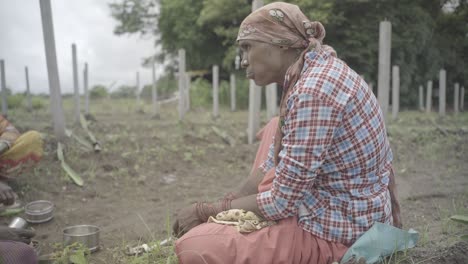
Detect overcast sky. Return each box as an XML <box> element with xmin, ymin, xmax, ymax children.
<box><xmin>0</xmin><ymin>0</ymin><xmax>159</xmax><ymax>94</ymax></box>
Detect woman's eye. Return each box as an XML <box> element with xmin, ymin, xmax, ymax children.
<box><xmin>240</xmin><ymin>44</ymin><xmax>250</xmax><ymax>52</ymax></box>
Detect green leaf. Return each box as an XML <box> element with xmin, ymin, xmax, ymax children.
<box><xmin>86</xmin><ymin>130</ymin><xmax>97</xmax><ymax>146</ymax></box>
<box><xmin>80</xmin><ymin>114</ymin><xmax>98</xmax><ymax>145</ymax></box>
<box><xmin>461</xmin><ymin>235</ymin><xmax>468</xmax><ymax>241</ymax></box>
<box><xmin>450</xmin><ymin>215</ymin><xmax>468</xmax><ymax>225</ymax></box>
<box><xmin>65</xmin><ymin>129</ymin><xmax>73</xmax><ymax>137</ymax></box>
<box><xmin>57</xmin><ymin>142</ymin><xmax>65</xmax><ymax>162</ymax></box>
<box><xmin>74</xmin><ymin>134</ymin><xmax>94</xmax><ymax>150</ymax></box>
<box><xmin>79</xmin><ymin>114</ymin><xmax>89</xmax><ymax>131</ymax></box>
<box><xmin>58</xmin><ymin>142</ymin><xmax>84</xmax><ymax>186</ymax></box>
<box><xmin>0</xmin><ymin>208</ymin><xmax>24</xmax><ymax>217</ymax></box>
<box><xmin>73</xmin><ymin>134</ymin><xmax>94</xmax><ymax>150</ymax></box>
<box><xmin>66</xmin><ymin>128</ymin><xmax>94</xmax><ymax>150</ymax></box>
<box><xmin>69</xmin><ymin>251</ymin><xmax>88</xmax><ymax>264</ymax></box>
<box><xmin>61</xmin><ymin>161</ymin><xmax>84</xmax><ymax>187</ymax></box>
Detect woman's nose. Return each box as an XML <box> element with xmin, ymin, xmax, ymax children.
<box><xmin>241</xmin><ymin>59</ymin><xmax>249</xmax><ymax>68</ymax></box>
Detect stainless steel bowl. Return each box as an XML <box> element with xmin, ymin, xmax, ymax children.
<box><xmin>8</xmin><ymin>217</ymin><xmax>28</xmax><ymax>229</ymax></box>
<box><xmin>24</xmin><ymin>200</ymin><xmax>54</xmax><ymax>224</ymax></box>
<box><xmin>63</xmin><ymin>225</ymin><xmax>100</xmax><ymax>253</ymax></box>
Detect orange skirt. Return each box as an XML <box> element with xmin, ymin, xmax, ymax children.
<box><xmin>175</xmin><ymin>118</ymin><xmax>348</xmax><ymax>264</ymax></box>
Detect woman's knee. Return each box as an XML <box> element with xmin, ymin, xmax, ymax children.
<box><xmin>176</xmin><ymin>237</ymin><xmax>210</xmax><ymax>264</ymax></box>
<box><xmin>21</xmin><ymin>131</ymin><xmax>43</xmax><ymax>144</ymax></box>
<box><xmin>175</xmin><ymin>234</ymin><xmax>229</xmax><ymax>264</ymax></box>
<box><xmin>18</xmin><ymin>243</ymin><xmax>37</xmax><ymax>264</ymax></box>
<box><xmin>0</xmin><ymin>241</ymin><xmax>37</xmax><ymax>264</ymax></box>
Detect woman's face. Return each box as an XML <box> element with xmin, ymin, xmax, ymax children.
<box><xmin>239</xmin><ymin>40</ymin><xmax>288</xmax><ymax>86</ymax></box>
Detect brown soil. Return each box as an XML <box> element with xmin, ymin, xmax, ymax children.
<box><xmin>2</xmin><ymin>100</ymin><xmax>467</xmax><ymax>263</ymax></box>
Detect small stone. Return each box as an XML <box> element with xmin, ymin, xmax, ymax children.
<box><xmin>161</xmin><ymin>174</ymin><xmax>177</xmax><ymax>185</ymax></box>
<box><xmin>137</xmin><ymin>175</ymin><xmax>147</xmax><ymax>185</ymax></box>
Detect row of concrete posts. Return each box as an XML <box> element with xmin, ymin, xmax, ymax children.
<box><xmin>420</xmin><ymin>77</ymin><xmax>465</xmax><ymax>115</ymax></box>
<box><xmin>2</xmin><ymin>0</ymin><xmax>162</xmax><ymax>142</ymax></box>
<box><xmin>11</xmin><ymin>0</ymin><xmax>464</xmax><ymax>141</ymax></box>
<box><xmin>378</xmin><ymin>21</ymin><xmax>465</xmax><ymax>123</ymax></box>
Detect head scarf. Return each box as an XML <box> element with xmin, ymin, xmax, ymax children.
<box><xmin>237</xmin><ymin>2</ymin><xmax>336</xmax><ymax>165</ymax></box>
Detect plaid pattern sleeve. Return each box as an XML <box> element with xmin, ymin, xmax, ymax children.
<box><xmin>0</xmin><ymin>115</ymin><xmax>20</xmax><ymax>148</ymax></box>
<box><xmin>259</xmin><ymin>142</ymin><xmax>275</xmax><ymax>173</ymax></box>
<box><xmin>257</xmin><ymin>93</ymin><xmax>342</xmax><ymax>219</ymax></box>
<box><xmin>256</xmin><ymin>50</ymin><xmax>393</xmax><ymax>245</ymax></box>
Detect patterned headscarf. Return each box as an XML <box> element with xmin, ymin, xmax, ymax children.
<box><xmin>237</xmin><ymin>2</ymin><xmax>336</xmax><ymax>165</ymax></box>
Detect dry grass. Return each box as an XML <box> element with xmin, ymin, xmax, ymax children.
<box><xmin>4</xmin><ymin>99</ymin><xmax>468</xmax><ymax>263</ymax></box>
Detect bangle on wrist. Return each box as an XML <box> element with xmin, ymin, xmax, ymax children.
<box><xmin>195</xmin><ymin>198</ymin><xmax>233</xmax><ymax>222</ymax></box>
<box><xmin>223</xmin><ymin>192</ymin><xmax>238</xmax><ymax>200</ymax></box>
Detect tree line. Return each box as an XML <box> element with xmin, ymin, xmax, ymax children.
<box><xmin>110</xmin><ymin>0</ymin><xmax>467</xmax><ymax>108</ymax></box>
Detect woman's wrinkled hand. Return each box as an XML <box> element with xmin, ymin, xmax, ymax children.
<box><xmin>0</xmin><ymin>226</ymin><xmax>35</xmax><ymax>244</ymax></box>
<box><xmin>392</xmin><ymin>200</ymin><xmax>403</xmax><ymax>229</ymax></box>
<box><xmin>0</xmin><ymin>181</ymin><xmax>15</xmax><ymax>206</ymax></box>
<box><xmin>172</xmin><ymin>204</ymin><xmax>204</xmax><ymax>238</ymax></box>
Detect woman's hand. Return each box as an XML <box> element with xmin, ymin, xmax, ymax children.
<box><xmin>0</xmin><ymin>142</ymin><xmax>9</xmax><ymax>156</ymax></box>
<box><xmin>0</xmin><ymin>181</ymin><xmax>15</xmax><ymax>206</ymax></box>
<box><xmin>391</xmin><ymin>199</ymin><xmax>402</xmax><ymax>228</ymax></box>
<box><xmin>172</xmin><ymin>204</ymin><xmax>203</xmax><ymax>238</ymax></box>
<box><xmin>0</xmin><ymin>226</ymin><xmax>35</xmax><ymax>243</ymax></box>
<box><xmin>388</xmin><ymin>168</ymin><xmax>403</xmax><ymax>228</ymax></box>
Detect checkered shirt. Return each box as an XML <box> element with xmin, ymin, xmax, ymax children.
<box><xmin>257</xmin><ymin>49</ymin><xmax>393</xmax><ymax>245</ymax></box>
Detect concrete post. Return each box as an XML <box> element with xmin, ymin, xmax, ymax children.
<box><xmin>252</xmin><ymin>0</ymin><xmax>264</xmax><ymax>10</ymax></box>
<box><xmin>461</xmin><ymin>86</ymin><xmax>465</xmax><ymax>112</ymax></box>
<box><xmin>369</xmin><ymin>83</ymin><xmax>373</xmax><ymax>94</ymax></box>
<box><xmin>419</xmin><ymin>85</ymin><xmax>424</xmax><ymax>111</ymax></box>
<box><xmin>454</xmin><ymin>83</ymin><xmax>459</xmax><ymax>115</ymax></box>
<box><xmin>266</xmin><ymin>83</ymin><xmax>278</xmax><ymax>120</ymax></box>
<box><xmin>248</xmin><ymin>80</ymin><xmax>262</xmax><ymax>144</ymax></box>
<box><xmin>0</xmin><ymin>60</ymin><xmax>7</xmax><ymax>116</ymax></box>
<box><xmin>426</xmin><ymin>81</ymin><xmax>432</xmax><ymax>113</ymax></box>
<box><xmin>151</xmin><ymin>61</ymin><xmax>159</xmax><ymax>117</ymax></box>
<box><xmin>72</xmin><ymin>44</ymin><xmax>80</xmax><ymax>123</ymax></box>
<box><xmin>25</xmin><ymin>66</ymin><xmax>32</xmax><ymax>112</ymax></box>
<box><xmin>83</xmin><ymin>63</ymin><xmax>89</xmax><ymax>114</ymax></box>
<box><xmin>212</xmin><ymin>65</ymin><xmax>219</xmax><ymax>118</ymax></box>
<box><xmin>391</xmin><ymin>65</ymin><xmax>399</xmax><ymax>120</ymax></box>
<box><xmin>439</xmin><ymin>69</ymin><xmax>446</xmax><ymax>116</ymax></box>
<box><xmin>178</xmin><ymin>49</ymin><xmax>186</xmax><ymax>120</ymax></box>
<box><xmin>248</xmin><ymin>0</ymin><xmax>264</xmax><ymax>144</ymax></box>
<box><xmin>135</xmin><ymin>71</ymin><xmax>140</xmax><ymax>106</ymax></box>
<box><xmin>39</xmin><ymin>0</ymin><xmax>66</xmax><ymax>140</ymax></box>
<box><xmin>185</xmin><ymin>73</ymin><xmax>190</xmax><ymax>112</ymax></box>
<box><xmin>377</xmin><ymin>21</ymin><xmax>391</xmax><ymax>122</ymax></box>
<box><xmin>230</xmin><ymin>73</ymin><xmax>236</xmax><ymax>112</ymax></box>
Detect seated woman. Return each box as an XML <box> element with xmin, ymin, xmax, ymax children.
<box><xmin>0</xmin><ymin>225</ymin><xmax>37</xmax><ymax>264</ymax></box>
<box><xmin>0</xmin><ymin>114</ymin><xmax>43</xmax><ymax>206</ymax></box>
<box><xmin>173</xmin><ymin>2</ymin><xmax>401</xmax><ymax>263</ymax></box>
<box><xmin>0</xmin><ymin>115</ymin><xmax>42</xmax><ymax>264</ymax></box>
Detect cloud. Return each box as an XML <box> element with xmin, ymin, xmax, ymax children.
<box><xmin>0</xmin><ymin>0</ymin><xmax>160</xmax><ymax>94</ymax></box>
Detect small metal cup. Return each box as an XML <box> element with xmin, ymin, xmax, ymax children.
<box><xmin>8</xmin><ymin>217</ymin><xmax>28</xmax><ymax>229</ymax></box>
